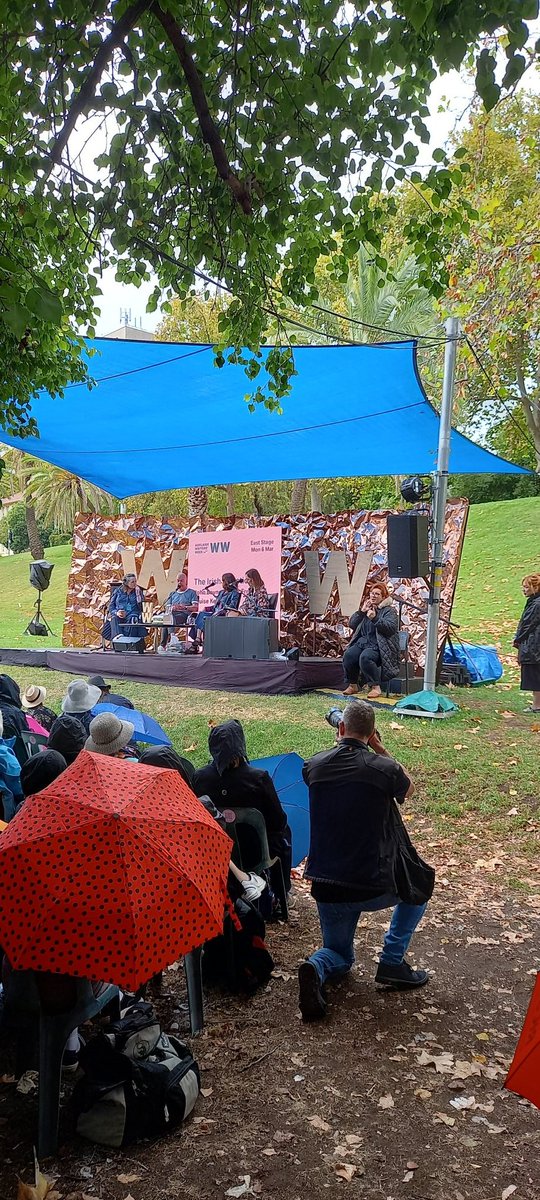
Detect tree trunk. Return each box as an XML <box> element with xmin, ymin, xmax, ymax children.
<box><xmin>225</xmin><ymin>484</ymin><xmax>235</xmax><ymax>516</ymax></box>
<box><xmin>310</xmin><ymin>482</ymin><xmax>322</xmax><ymax>512</ymax></box>
<box><xmin>290</xmin><ymin>479</ymin><xmax>308</xmax><ymax>515</ymax></box>
<box><xmin>25</xmin><ymin>504</ymin><xmax>44</xmax><ymax>559</ymax></box>
<box><xmin>187</xmin><ymin>486</ymin><xmax>208</xmax><ymax>529</ymax></box>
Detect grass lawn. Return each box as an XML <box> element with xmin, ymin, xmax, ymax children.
<box><xmin>0</xmin><ymin>497</ymin><xmax>538</xmax><ymax>874</ymax></box>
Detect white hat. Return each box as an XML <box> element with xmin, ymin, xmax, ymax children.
<box><xmin>22</xmin><ymin>684</ymin><xmax>47</xmax><ymax>709</ymax></box>
<box><xmin>85</xmin><ymin>712</ymin><xmax>135</xmax><ymax>756</ymax></box>
<box><xmin>62</xmin><ymin>679</ymin><xmax>102</xmax><ymax>714</ymax></box>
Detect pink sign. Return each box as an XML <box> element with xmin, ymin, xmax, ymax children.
<box><xmin>188</xmin><ymin>526</ymin><xmax>282</xmax><ymax>620</ymax></box>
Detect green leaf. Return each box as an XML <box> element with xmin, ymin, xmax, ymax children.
<box><xmin>25</xmin><ymin>286</ymin><xmax>63</xmax><ymax>323</ymax></box>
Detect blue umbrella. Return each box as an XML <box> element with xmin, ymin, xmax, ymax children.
<box><xmin>91</xmin><ymin>703</ymin><xmax>171</xmax><ymax>747</ymax></box>
<box><xmin>251</xmin><ymin>752</ymin><xmax>310</xmax><ymax>867</ymax></box>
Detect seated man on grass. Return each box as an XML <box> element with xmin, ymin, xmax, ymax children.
<box><xmin>298</xmin><ymin>700</ymin><xmax>434</xmax><ymax>1022</ymax></box>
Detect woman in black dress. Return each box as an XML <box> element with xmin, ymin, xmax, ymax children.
<box><xmin>514</xmin><ymin>573</ymin><xmax>540</xmax><ymax>712</ymax></box>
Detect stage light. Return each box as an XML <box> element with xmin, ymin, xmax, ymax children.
<box><xmin>400</xmin><ymin>476</ymin><xmax>430</xmax><ymax>504</ymax></box>
<box><xmin>29</xmin><ymin>560</ymin><xmax>55</xmax><ymax>592</ymax></box>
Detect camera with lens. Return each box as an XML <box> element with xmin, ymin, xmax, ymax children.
<box><xmin>325</xmin><ymin>706</ymin><xmax>343</xmax><ymax>730</ymax></box>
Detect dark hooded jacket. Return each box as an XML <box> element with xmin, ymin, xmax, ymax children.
<box><xmin>20</xmin><ymin>749</ymin><xmax>67</xmax><ymax>798</ymax></box>
<box><xmin>515</xmin><ymin>595</ymin><xmax>540</xmax><ymax>665</ymax></box>
<box><xmin>0</xmin><ymin>675</ymin><xmax>29</xmax><ymax>763</ymax></box>
<box><xmin>48</xmin><ymin>714</ymin><xmax>86</xmax><ymax>766</ymax></box>
<box><xmin>193</xmin><ymin>720</ymin><xmax>286</xmax><ymax>844</ymax></box>
<box><xmin>348</xmin><ymin>598</ymin><xmax>400</xmax><ymax>679</ymax></box>
<box><xmin>139</xmin><ymin>745</ymin><xmax>195</xmax><ymax>789</ymax></box>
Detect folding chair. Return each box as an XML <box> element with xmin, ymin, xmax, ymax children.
<box><xmin>20</xmin><ymin>731</ymin><xmax>49</xmax><ymax>759</ymax></box>
<box><xmin>228</xmin><ymin>806</ymin><xmax>288</xmax><ymax>921</ymax></box>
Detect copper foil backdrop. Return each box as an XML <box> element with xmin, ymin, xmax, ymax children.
<box><xmin>63</xmin><ymin>501</ymin><xmax>468</xmax><ymax>670</ymax></box>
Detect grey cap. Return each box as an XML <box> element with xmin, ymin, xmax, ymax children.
<box><xmin>85</xmin><ymin>712</ymin><xmax>135</xmax><ymax>756</ymax></box>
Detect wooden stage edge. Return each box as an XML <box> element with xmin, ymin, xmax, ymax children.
<box><xmin>0</xmin><ymin>647</ymin><xmax>344</xmax><ymax>697</ymax></box>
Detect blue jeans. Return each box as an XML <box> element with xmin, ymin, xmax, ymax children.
<box><xmin>309</xmin><ymin>895</ymin><xmax>427</xmax><ymax>984</ymax></box>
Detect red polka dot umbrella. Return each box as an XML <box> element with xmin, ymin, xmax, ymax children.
<box><xmin>0</xmin><ymin>751</ymin><xmax>232</xmax><ymax>991</ymax></box>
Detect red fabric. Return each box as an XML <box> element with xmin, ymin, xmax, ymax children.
<box><xmin>0</xmin><ymin>750</ymin><xmax>232</xmax><ymax>991</ymax></box>
<box><xmin>504</xmin><ymin>973</ymin><xmax>540</xmax><ymax>1110</ymax></box>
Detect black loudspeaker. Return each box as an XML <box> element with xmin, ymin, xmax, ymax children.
<box><xmin>203</xmin><ymin>616</ymin><xmax>279</xmax><ymax>660</ymax></box>
<box><xmin>29</xmin><ymin>560</ymin><xmax>54</xmax><ymax>591</ymax></box>
<box><xmin>387</xmin><ymin>513</ymin><xmax>430</xmax><ymax>579</ymax></box>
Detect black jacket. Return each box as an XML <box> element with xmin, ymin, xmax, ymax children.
<box><xmin>193</xmin><ymin>760</ymin><xmax>286</xmax><ymax>838</ymax></box>
<box><xmin>0</xmin><ymin>675</ymin><xmax>29</xmax><ymax>763</ymax></box>
<box><xmin>515</xmin><ymin>595</ymin><xmax>540</xmax><ymax>665</ymax></box>
<box><xmin>303</xmin><ymin>738</ymin><xmax>434</xmax><ymax>905</ymax></box>
<box><xmin>349</xmin><ymin>598</ymin><xmax>400</xmax><ymax>679</ymax></box>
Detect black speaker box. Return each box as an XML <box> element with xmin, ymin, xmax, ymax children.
<box><xmin>387</xmin><ymin>513</ymin><xmax>430</xmax><ymax>579</ymax></box>
<box><xmin>203</xmin><ymin>616</ymin><xmax>279</xmax><ymax>660</ymax></box>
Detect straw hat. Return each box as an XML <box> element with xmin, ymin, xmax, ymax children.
<box><xmin>22</xmin><ymin>684</ymin><xmax>48</xmax><ymax>709</ymax></box>
<box><xmin>62</xmin><ymin>679</ymin><xmax>102</xmax><ymax>714</ymax></box>
<box><xmin>85</xmin><ymin>712</ymin><xmax>135</xmax><ymax>756</ymax></box>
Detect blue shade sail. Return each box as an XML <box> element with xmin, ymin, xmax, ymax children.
<box><xmin>2</xmin><ymin>338</ymin><xmax>527</xmax><ymax>498</ymax></box>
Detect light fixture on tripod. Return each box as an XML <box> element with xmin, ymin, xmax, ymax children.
<box><xmin>24</xmin><ymin>560</ymin><xmax>55</xmax><ymax>636</ymax></box>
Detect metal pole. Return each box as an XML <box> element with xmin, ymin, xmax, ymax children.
<box><xmin>423</xmin><ymin>316</ymin><xmax>460</xmax><ymax>691</ymax></box>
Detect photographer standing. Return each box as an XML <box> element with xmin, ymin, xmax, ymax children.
<box><xmin>298</xmin><ymin>701</ymin><xmax>434</xmax><ymax>1022</ymax></box>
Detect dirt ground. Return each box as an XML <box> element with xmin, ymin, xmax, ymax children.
<box><xmin>2</xmin><ymin>838</ymin><xmax>540</xmax><ymax>1200</ymax></box>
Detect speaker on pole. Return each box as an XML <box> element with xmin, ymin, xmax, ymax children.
<box><xmin>387</xmin><ymin>513</ymin><xmax>430</xmax><ymax>579</ymax></box>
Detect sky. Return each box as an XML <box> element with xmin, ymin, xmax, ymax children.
<box><xmin>92</xmin><ymin>61</ymin><xmax>538</xmax><ymax>337</ymax></box>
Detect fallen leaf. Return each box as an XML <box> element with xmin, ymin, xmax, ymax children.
<box><xmin>117</xmin><ymin>1176</ymin><xmax>141</xmax><ymax>1185</ymax></box>
<box><xmin>417</xmin><ymin>1050</ymin><xmax>454</xmax><ymax>1074</ymax></box>
<box><xmin>225</xmin><ymin>1176</ymin><xmax>254</xmax><ymax>1198</ymax></box>
<box><xmin>475</xmin><ymin>1032</ymin><xmax>490</xmax><ymax>1041</ymax></box>
<box><xmin>201</xmin><ymin>1087</ymin><xmax>213</xmax><ymax>1098</ymax></box>
<box><xmin>334</xmin><ymin>1163</ymin><xmax>357</xmax><ymax>1182</ymax></box>
<box><xmin>16</xmin><ymin>1071</ymin><xmax>38</xmax><ymax>1095</ymax></box>
<box><xmin>502</xmin><ymin>1187</ymin><xmax>517</xmax><ymax>1200</ymax></box>
<box><xmin>378</xmin><ymin>1093</ymin><xmax>394</xmax><ymax>1109</ymax></box>
<box><xmin>403</xmin><ymin>1171</ymin><xmax>415</xmax><ymax>1183</ymax></box>
<box><xmin>414</xmin><ymin>1088</ymin><xmax>432</xmax><ymax>1101</ymax></box>
<box><xmin>261</xmin><ymin>1148</ymin><xmax>276</xmax><ymax>1157</ymax></box>
<box><xmin>450</xmin><ymin>1096</ymin><xmax>476</xmax><ymax>1111</ymax></box>
<box><xmin>345</xmin><ymin>1134</ymin><xmax>362</xmax><ymax>1147</ymax></box>
<box><xmin>17</xmin><ymin>1172</ymin><xmax>52</xmax><ymax>1200</ymax></box>
<box><xmin>308</xmin><ymin>1115</ymin><xmax>332</xmax><ymax>1132</ymax></box>
<box><xmin>0</xmin><ymin>1074</ymin><xmax>16</xmax><ymax>1084</ymax></box>
<box><xmin>407</xmin><ymin>1162</ymin><xmax>419</xmax><ymax>1170</ymax></box>
<box><xmin>434</xmin><ymin>1112</ymin><xmax>456</xmax><ymax>1127</ymax></box>
<box><xmin>293</xmin><ymin>1074</ymin><xmax>304</xmax><ymax>1082</ymax></box>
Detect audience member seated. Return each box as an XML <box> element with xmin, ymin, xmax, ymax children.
<box><xmin>20</xmin><ymin>749</ymin><xmax>68</xmax><ymax>802</ymax></box>
<box><xmin>61</xmin><ymin>679</ymin><xmax>102</xmax><ymax>734</ymax></box>
<box><xmin>21</xmin><ymin>685</ymin><xmax>57</xmax><ymax>732</ymax></box>
<box><xmin>193</xmin><ymin>719</ymin><xmax>291</xmax><ymax>890</ymax></box>
<box><xmin>0</xmin><ymin>675</ymin><xmax>30</xmax><ymax>764</ymax></box>
<box><xmin>87</xmin><ymin>674</ymin><xmax>134</xmax><ymax>710</ymax></box>
<box><xmin>239</xmin><ymin>569</ymin><xmax>270</xmax><ymax>618</ymax></box>
<box><xmin>157</xmin><ymin>571</ymin><xmax>198</xmax><ymax>651</ymax></box>
<box><xmin>85</xmin><ymin>712</ymin><xmax>137</xmax><ymax>759</ymax></box>
<box><xmin>139</xmin><ymin>744</ymin><xmax>196</xmax><ymax>788</ymax></box>
<box><xmin>48</xmin><ymin>714</ymin><xmax>86</xmax><ymax>766</ymax></box>
<box><xmin>189</xmin><ymin>572</ymin><xmax>241</xmax><ymax>646</ymax></box>
<box><xmin>0</xmin><ymin>712</ymin><xmax>24</xmax><ymax>821</ymax></box>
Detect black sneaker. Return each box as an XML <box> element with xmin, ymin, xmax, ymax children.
<box><xmin>375</xmin><ymin>960</ymin><xmax>429</xmax><ymax>989</ymax></box>
<box><xmin>298</xmin><ymin>961</ymin><xmax>327</xmax><ymax>1021</ymax></box>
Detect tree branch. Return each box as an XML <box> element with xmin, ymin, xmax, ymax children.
<box><xmin>152</xmin><ymin>3</ymin><xmax>253</xmax><ymax>215</ymax></box>
<box><xmin>46</xmin><ymin>0</ymin><xmax>151</xmax><ymax>172</ymax></box>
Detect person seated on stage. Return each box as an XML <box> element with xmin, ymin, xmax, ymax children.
<box><xmin>61</xmin><ymin>679</ymin><xmax>102</xmax><ymax>734</ymax></box>
<box><xmin>85</xmin><ymin>711</ymin><xmax>137</xmax><ymax>760</ymax></box>
<box><xmin>0</xmin><ymin>711</ymin><xmax>24</xmax><ymax>821</ymax></box>
<box><xmin>189</xmin><ymin>572</ymin><xmax>241</xmax><ymax>645</ymax></box>
<box><xmin>48</xmin><ymin>713</ymin><xmax>87</xmax><ymax>766</ymax></box>
<box><xmin>342</xmin><ymin>581</ymin><xmax>400</xmax><ymax>700</ymax></box>
<box><xmin>240</xmin><ymin>569</ymin><xmax>270</xmax><ymax>618</ymax></box>
<box><xmin>21</xmin><ymin>684</ymin><xmax>57</xmax><ymax>732</ymax></box>
<box><xmin>109</xmin><ymin>573</ymin><xmax>146</xmax><ymax>644</ymax></box>
<box><xmin>158</xmin><ymin>570</ymin><xmax>198</xmax><ymax>651</ymax></box>
<box><xmin>87</xmin><ymin>674</ymin><xmax>134</xmax><ymax>710</ymax></box>
<box><xmin>193</xmin><ymin>719</ymin><xmax>291</xmax><ymax>891</ymax></box>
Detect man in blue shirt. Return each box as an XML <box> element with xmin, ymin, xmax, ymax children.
<box><xmin>159</xmin><ymin>571</ymin><xmax>198</xmax><ymax>649</ymax></box>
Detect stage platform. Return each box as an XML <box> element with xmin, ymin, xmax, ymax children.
<box><xmin>0</xmin><ymin>647</ymin><xmax>344</xmax><ymax>696</ymax></box>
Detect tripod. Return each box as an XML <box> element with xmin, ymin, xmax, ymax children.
<box><xmin>24</xmin><ymin>590</ymin><xmax>54</xmax><ymax>636</ymax></box>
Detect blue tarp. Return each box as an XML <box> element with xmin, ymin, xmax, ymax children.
<box><xmin>2</xmin><ymin>339</ymin><xmax>526</xmax><ymax>498</ymax></box>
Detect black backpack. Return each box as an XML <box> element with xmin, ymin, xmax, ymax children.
<box><xmin>73</xmin><ymin>1001</ymin><xmax>199</xmax><ymax>1147</ymax></box>
<box><xmin>202</xmin><ymin>896</ymin><xmax>274</xmax><ymax>994</ymax></box>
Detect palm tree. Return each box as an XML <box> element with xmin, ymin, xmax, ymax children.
<box><xmin>27</xmin><ymin>463</ymin><xmax>118</xmax><ymax>529</ymax></box>
<box><xmin>1</xmin><ymin>449</ymin><xmax>45</xmax><ymax>559</ymax></box>
<box><xmin>345</xmin><ymin>244</ymin><xmax>438</xmax><ymax>343</ymax></box>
